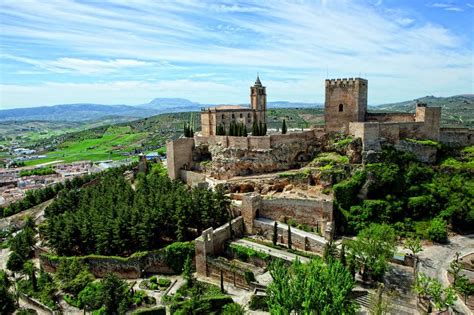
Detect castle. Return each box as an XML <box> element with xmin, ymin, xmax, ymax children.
<box><xmin>167</xmin><ymin>77</ymin><xmax>473</xmax><ymax>283</ymax></box>
<box><xmin>200</xmin><ymin>76</ymin><xmax>267</xmax><ymax>136</ymax></box>
<box><xmin>168</xmin><ymin>76</ymin><xmax>473</xmax><ymax>181</ymax></box>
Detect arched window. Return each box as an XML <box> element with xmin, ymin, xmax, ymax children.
<box><xmin>232</xmin><ymin>113</ymin><xmax>235</xmax><ymax>119</ymax></box>
<box><xmin>240</xmin><ymin>113</ymin><xmax>243</xmax><ymax>118</ymax></box>
<box><xmin>222</xmin><ymin>114</ymin><xmax>225</xmax><ymax>119</ymax></box>
<box><xmin>339</xmin><ymin>104</ymin><xmax>344</xmax><ymax>112</ymax></box>
<box><xmin>248</xmin><ymin>113</ymin><xmax>251</xmax><ymax>118</ymax></box>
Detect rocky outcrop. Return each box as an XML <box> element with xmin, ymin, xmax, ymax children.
<box><xmin>200</xmin><ymin>138</ymin><xmax>323</xmax><ymax>179</ymax></box>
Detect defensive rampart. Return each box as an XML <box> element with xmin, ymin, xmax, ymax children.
<box><xmin>241</xmin><ymin>193</ymin><xmax>333</xmax><ymax>242</ymax></box>
<box><xmin>195</xmin><ymin>216</ymin><xmax>245</xmax><ymax>276</ymax></box>
<box><xmin>40</xmin><ymin>242</ymin><xmax>194</xmax><ymax>279</ymax></box>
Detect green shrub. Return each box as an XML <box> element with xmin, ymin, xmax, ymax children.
<box><xmin>427</xmin><ymin>218</ymin><xmax>448</xmax><ymax>243</ymax></box>
<box><xmin>164</xmin><ymin>242</ymin><xmax>195</xmax><ymax>273</ymax></box>
<box><xmin>157</xmin><ymin>278</ymin><xmax>171</xmax><ymax>288</ymax></box>
<box><xmin>249</xmin><ymin>294</ymin><xmax>269</xmax><ymax>311</ymax></box>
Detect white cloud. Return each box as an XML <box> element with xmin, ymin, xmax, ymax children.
<box><xmin>2</xmin><ymin>55</ymin><xmax>153</xmax><ymax>74</ymax></box>
<box><xmin>429</xmin><ymin>2</ymin><xmax>464</xmax><ymax>11</ymax></box>
<box><xmin>0</xmin><ymin>0</ymin><xmax>471</xmax><ymax>107</ymax></box>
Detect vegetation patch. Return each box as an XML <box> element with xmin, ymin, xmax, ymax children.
<box><xmin>312</xmin><ymin>152</ymin><xmax>349</xmax><ymax>166</ymax></box>
<box><xmin>404</xmin><ymin>138</ymin><xmax>441</xmax><ymax>149</ymax></box>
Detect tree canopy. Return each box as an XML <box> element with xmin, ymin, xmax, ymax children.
<box><xmin>43</xmin><ymin>167</ymin><xmax>230</xmax><ymax>256</ymax></box>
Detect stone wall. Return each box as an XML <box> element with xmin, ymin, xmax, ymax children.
<box><xmin>40</xmin><ymin>251</ymin><xmax>176</xmax><ymax>279</ymax></box>
<box><xmin>366</xmin><ymin>112</ymin><xmax>415</xmax><ymax>122</ymax></box>
<box><xmin>180</xmin><ymin>170</ymin><xmax>207</xmax><ymax>187</ymax></box>
<box><xmin>440</xmin><ymin>128</ymin><xmax>474</xmax><ymax>147</ymax></box>
<box><xmin>195</xmin><ymin>217</ymin><xmax>244</xmax><ymax>276</ymax></box>
<box><xmin>241</xmin><ymin>193</ymin><xmax>334</xmax><ymax>241</ymax></box>
<box><xmin>253</xmin><ymin>219</ymin><xmax>327</xmax><ymax>253</ymax></box>
<box><xmin>394</xmin><ymin>140</ymin><xmax>438</xmax><ymax>163</ymax></box>
<box><xmin>166</xmin><ymin>137</ymin><xmax>194</xmax><ymax>180</ymax></box>
<box><xmin>206</xmin><ymin>256</ymin><xmax>255</xmax><ymax>289</ymax></box>
<box><xmin>260</xmin><ymin>197</ymin><xmax>333</xmax><ymax>229</ymax></box>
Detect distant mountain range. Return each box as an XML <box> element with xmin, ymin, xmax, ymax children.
<box><xmin>0</xmin><ymin>98</ymin><xmax>322</xmax><ymax>122</ymax></box>
<box><xmin>0</xmin><ymin>95</ymin><xmax>472</xmax><ymax>127</ymax></box>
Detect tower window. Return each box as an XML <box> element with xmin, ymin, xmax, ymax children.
<box><xmin>240</xmin><ymin>113</ymin><xmax>243</xmax><ymax>118</ymax></box>
<box><xmin>222</xmin><ymin>114</ymin><xmax>225</xmax><ymax>119</ymax></box>
<box><xmin>248</xmin><ymin>113</ymin><xmax>251</xmax><ymax>118</ymax></box>
<box><xmin>339</xmin><ymin>104</ymin><xmax>344</xmax><ymax>112</ymax></box>
<box><xmin>232</xmin><ymin>113</ymin><xmax>235</xmax><ymax>119</ymax></box>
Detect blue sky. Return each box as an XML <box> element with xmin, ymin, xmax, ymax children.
<box><xmin>0</xmin><ymin>0</ymin><xmax>473</xmax><ymax>108</ymax></box>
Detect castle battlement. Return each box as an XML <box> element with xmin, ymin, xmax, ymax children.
<box><xmin>325</xmin><ymin>77</ymin><xmax>367</xmax><ymax>87</ymax></box>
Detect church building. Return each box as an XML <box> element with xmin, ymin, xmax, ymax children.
<box><xmin>200</xmin><ymin>76</ymin><xmax>267</xmax><ymax>136</ymax></box>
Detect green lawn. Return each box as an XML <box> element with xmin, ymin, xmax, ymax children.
<box><xmin>25</xmin><ymin>126</ymin><xmax>147</xmax><ymax>166</ymax></box>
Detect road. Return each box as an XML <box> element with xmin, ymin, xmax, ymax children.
<box><xmin>418</xmin><ymin>234</ymin><xmax>474</xmax><ymax>315</ymax></box>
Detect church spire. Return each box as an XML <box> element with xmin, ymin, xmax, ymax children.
<box><xmin>255</xmin><ymin>74</ymin><xmax>262</xmax><ymax>86</ymax></box>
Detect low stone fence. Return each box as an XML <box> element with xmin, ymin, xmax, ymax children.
<box><xmin>40</xmin><ymin>242</ymin><xmax>194</xmax><ymax>279</ymax></box>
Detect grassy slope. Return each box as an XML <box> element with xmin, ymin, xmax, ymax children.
<box><xmin>20</xmin><ymin>109</ymin><xmax>324</xmax><ymax>165</ymax></box>
<box><xmin>25</xmin><ymin>126</ymin><xmax>146</xmax><ymax>165</ymax></box>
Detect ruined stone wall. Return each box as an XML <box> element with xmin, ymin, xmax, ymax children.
<box><xmin>366</xmin><ymin>112</ymin><xmax>415</xmax><ymax>123</ymax></box>
<box><xmin>166</xmin><ymin>137</ymin><xmax>194</xmax><ymax>180</ymax></box>
<box><xmin>259</xmin><ymin>197</ymin><xmax>333</xmax><ymax>228</ymax></box>
<box><xmin>206</xmin><ymin>257</ymin><xmax>254</xmax><ymax>289</ymax></box>
<box><xmin>41</xmin><ymin>251</ymin><xmax>175</xmax><ymax>279</ymax></box>
<box><xmin>195</xmin><ymin>217</ymin><xmax>244</xmax><ymax>276</ymax></box>
<box><xmin>440</xmin><ymin>128</ymin><xmax>474</xmax><ymax>146</ymax></box>
<box><xmin>394</xmin><ymin>140</ymin><xmax>438</xmax><ymax>163</ymax></box>
<box><xmin>415</xmin><ymin>106</ymin><xmax>441</xmax><ymax>140</ymax></box>
<box><xmin>180</xmin><ymin>170</ymin><xmax>207</xmax><ymax>187</ymax></box>
<box><xmin>253</xmin><ymin>219</ymin><xmax>326</xmax><ymax>253</ymax></box>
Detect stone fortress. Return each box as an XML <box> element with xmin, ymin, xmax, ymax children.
<box><xmin>167</xmin><ymin>76</ymin><xmax>473</xmax><ymax>280</ymax></box>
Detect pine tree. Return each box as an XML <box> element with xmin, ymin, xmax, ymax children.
<box><xmin>282</xmin><ymin>119</ymin><xmax>287</xmax><ymax>134</ymax></box>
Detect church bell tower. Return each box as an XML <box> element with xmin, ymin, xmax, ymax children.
<box><xmin>250</xmin><ymin>75</ymin><xmax>267</xmax><ymax>123</ymax></box>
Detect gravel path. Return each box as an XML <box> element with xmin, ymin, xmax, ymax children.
<box><xmin>418</xmin><ymin>234</ymin><xmax>474</xmax><ymax>314</ymax></box>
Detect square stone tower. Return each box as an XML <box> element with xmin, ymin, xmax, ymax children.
<box><xmin>324</xmin><ymin>78</ymin><xmax>368</xmax><ymax>133</ymax></box>
<box><xmin>250</xmin><ymin>75</ymin><xmax>267</xmax><ymax>123</ymax></box>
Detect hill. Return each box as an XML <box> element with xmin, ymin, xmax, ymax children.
<box><xmin>373</xmin><ymin>95</ymin><xmax>474</xmax><ymax>128</ymax></box>
<box><xmin>0</xmin><ymin>99</ymin><xmax>321</xmax><ymax>122</ymax></box>
<box><xmin>0</xmin><ymin>104</ymin><xmax>159</xmax><ymax>122</ymax></box>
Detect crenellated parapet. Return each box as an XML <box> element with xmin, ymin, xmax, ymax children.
<box><xmin>325</xmin><ymin>77</ymin><xmax>367</xmax><ymax>87</ymax></box>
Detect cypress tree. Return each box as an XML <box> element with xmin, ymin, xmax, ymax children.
<box><xmin>263</xmin><ymin>122</ymin><xmax>267</xmax><ymax>135</ymax></box>
<box><xmin>340</xmin><ymin>243</ymin><xmax>346</xmax><ymax>267</ymax></box>
<box><xmin>282</xmin><ymin>119</ymin><xmax>287</xmax><ymax>134</ymax></box>
<box><xmin>220</xmin><ymin>269</ymin><xmax>224</xmax><ymax>293</ymax></box>
<box><xmin>259</xmin><ymin>121</ymin><xmax>263</xmax><ymax>137</ymax></box>
<box><xmin>287</xmin><ymin>223</ymin><xmax>292</xmax><ymax>250</ymax></box>
<box><xmin>243</xmin><ymin>125</ymin><xmax>248</xmax><ymax>137</ymax></box>
<box><xmin>272</xmin><ymin>221</ymin><xmax>278</xmax><ymax>246</ymax></box>
<box><xmin>252</xmin><ymin>121</ymin><xmax>258</xmax><ymax>136</ymax></box>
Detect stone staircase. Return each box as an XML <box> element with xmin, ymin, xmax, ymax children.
<box><xmin>354</xmin><ymin>292</ymin><xmax>419</xmax><ymax>315</ymax></box>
